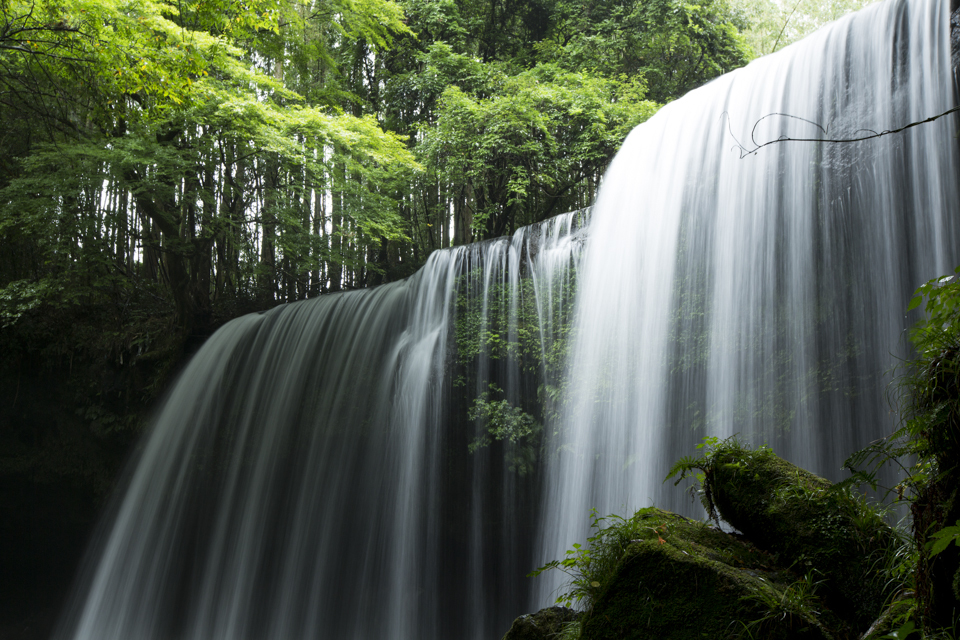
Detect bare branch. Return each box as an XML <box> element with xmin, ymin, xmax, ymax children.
<box><xmin>772</xmin><ymin>0</ymin><xmax>804</xmax><ymax>54</ymax></box>
<box><xmin>723</xmin><ymin>106</ymin><xmax>960</xmax><ymax>158</ymax></box>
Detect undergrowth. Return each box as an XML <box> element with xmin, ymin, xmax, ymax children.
<box><xmin>528</xmin><ymin>509</ymin><xmax>647</xmax><ymax>611</ymax></box>
<box><xmin>736</xmin><ymin>572</ymin><xmax>825</xmax><ymax>639</ymax></box>
<box><xmin>839</xmin><ymin>268</ymin><xmax>960</xmax><ymax>636</ymax></box>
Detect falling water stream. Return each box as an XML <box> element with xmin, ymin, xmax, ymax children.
<box><xmin>56</xmin><ymin>212</ymin><xmax>588</xmax><ymax>640</ymax></box>
<box><xmin>536</xmin><ymin>0</ymin><xmax>960</xmax><ymax>599</ymax></box>
<box><xmin>56</xmin><ymin>0</ymin><xmax>959</xmax><ymax>638</ymax></box>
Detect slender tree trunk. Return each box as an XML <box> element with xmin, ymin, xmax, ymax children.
<box><xmin>311</xmin><ymin>182</ymin><xmax>324</xmax><ymax>296</ymax></box>
<box><xmin>329</xmin><ymin>159</ymin><xmax>344</xmax><ymax>292</ymax></box>
<box><xmin>260</xmin><ymin>159</ymin><xmax>279</xmax><ymax>305</ymax></box>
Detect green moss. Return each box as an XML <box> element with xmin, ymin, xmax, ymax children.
<box><xmin>577</xmin><ymin>508</ymin><xmax>842</xmax><ymax>640</ymax></box>
<box><xmin>703</xmin><ymin>442</ymin><xmax>899</xmax><ymax>633</ymax></box>
<box><xmin>502</xmin><ymin>606</ymin><xmax>580</xmax><ymax>640</ymax></box>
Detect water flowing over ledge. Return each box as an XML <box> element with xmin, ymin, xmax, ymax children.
<box><xmin>55</xmin><ymin>211</ymin><xmax>588</xmax><ymax>640</ymax></box>
<box><xmin>537</xmin><ymin>0</ymin><xmax>959</xmax><ymax>603</ymax></box>
<box><xmin>55</xmin><ymin>0</ymin><xmax>960</xmax><ymax>638</ymax></box>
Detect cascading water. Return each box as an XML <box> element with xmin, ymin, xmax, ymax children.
<box><xmin>53</xmin><ymin>212</ymin><xmax>587</xmax><ymax>640</ymax></box>
<box><xmin>537</xmin><ymin>0</ymin><xmax>959</xmax><ymax>603</ymax></box>
<box><xmin>55</xmin><ymin>0</ymin><xmax>959</xmax><ymax>637</ymax></box>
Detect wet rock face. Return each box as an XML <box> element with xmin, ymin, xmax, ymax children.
<box><xmin>577</xmin><ymin>509</ymin><xmax>842</xmax><ymax>640</ymax></box>
<box><xmin>706</xmin><ymin>446</ymin><xmax>898</xmax><ymax>633</ymax></box>
<box><xmin>501</xmin><ymin>606</ymin><xmax>580</xmax><ymax>640</ymax></box>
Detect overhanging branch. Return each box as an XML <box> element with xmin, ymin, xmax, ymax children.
<box><xmin>723</xmin><ymin>105</ymin><xmax>960</xmax><ymax>158</ymax></box>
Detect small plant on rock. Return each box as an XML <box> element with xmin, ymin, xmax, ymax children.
<box><xmin>528</xmin><ymin>508</ymin><xmax>648</xmax><ymax>610</ymax></box>
<box><xmin>664</xmin><ymin>434</ymin><xmax>768</xmax><ymax>525</ymax></box>
<box><xmin>737</xmin><ymin>571</ymin><xmax>827</xmax><ymax>639</ymax></box>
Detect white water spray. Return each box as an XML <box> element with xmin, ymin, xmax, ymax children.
<box><xmin>537</xmin><ymin>0</ymin><xmax>959</xmax><ymax>602</ymax></box>
<box><xmin>54</xmin><ymin>213</ymin><xmax>586</xmax><ymax>640</ymax></box>
<box><xmin>55</xmin><ymin>0</ymin><xmax>959</xmax><ymax>636</ymax></box>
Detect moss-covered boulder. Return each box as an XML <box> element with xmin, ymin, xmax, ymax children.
<box><xmin>576</xmin><ymin>508</ymin><xmax>844</xmax><ymax>640</ymax></box>
<box><xmin>859</xmin><ymin>594</ymin><xmax>914</xmax><ymax>640</ymax></box>
<box><xmin>501</xmin><ymin>606</ymin><xmax>580</xmax><ymax>640</ymax></box>
<box><xmin>704</xmin><ymin>443</ymin><xmax>898</xmax><ymax>633</ymax></box>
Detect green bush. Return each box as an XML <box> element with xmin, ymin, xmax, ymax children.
<box><xmin>843</xmin><ymin>267</ymin><xmax>960</xmax><ymax>634</ymax></box>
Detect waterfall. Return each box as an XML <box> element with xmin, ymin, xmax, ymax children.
<box><xmin>54</xmin><ymin>212</ymin><xmax>587</xmax><ymax>640</ymax></box>
<box><xmin>55</xmin><ymin>0</ymin><xmax>959</xmax><ymax>637</ymax></box>
<box><xmin>537</xmin><ymin>0</ymin><xmax>959</xmax><ymax>601</ymax></box>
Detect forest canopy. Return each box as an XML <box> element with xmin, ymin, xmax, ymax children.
<box><xmin>0</xmin><ymin>0</ymin><xmax>758</xmax><ymax>331</ymax></box>
<box><xmin>0</xmin><ymin>0</ymin><xmax>875</xmax><ymax>350</ymax></box>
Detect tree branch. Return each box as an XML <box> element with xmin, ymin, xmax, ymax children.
<box><xmin>723</xmin><ymin>105</ymin><xmax>960</xmax><ymax>158</ymax></box>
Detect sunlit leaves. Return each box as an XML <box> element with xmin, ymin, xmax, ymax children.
<box><xmin>332</xmin><ymin>0</ymin><xmax>411</xmax><ymax>47</ymax></box>
<box><xmin>1</xmin><ymin>0</ymin><xmax>420</xmax><ymax>328</ymax></box>
<box><xmin>535</xmin><ymin>0</ymin><xmax>752</xmax><ymax>103</ymax></box>
<box><xmin>730</xmin><ymin>0</ymin><xmax>878</xmax><ymax>58</ymax></box>
<box><xmin>420</xmin><ymin>62</ymin><xmax>657</xmax><ymax>236</ymax></box>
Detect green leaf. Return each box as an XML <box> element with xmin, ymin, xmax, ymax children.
<box><xmin>926</xmin><ymin>521</ymin><xmax>960</xmax><ymax>556</ymax></box>
<box><xmin>879</xmin><ymin>620</ymin><xmax>916</xmax><ymax>640</ymax></box>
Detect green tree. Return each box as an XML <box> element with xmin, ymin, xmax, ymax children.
<box><xmin>534</xmin><ymin>0</ymin><xmax>752</xmax><ymax>103</ymax></box>
<box><xmin>0</xmin><ymin>0</ymin><xmax>418</xmax><ymax>331</ymax></box>
<box><xmin>420</xmin><ymin>61</ymin><xmax>657</xmax><ymax>239</ymax></box>
<box><xmin>731</xmin><ymin>0</ymin><xmax>878</xmax><ymax>57</ymax></box>
<box><xmin>384</xmin><ymin>0</ymin><xmax>750</xmax><ymax>245</ymax></box>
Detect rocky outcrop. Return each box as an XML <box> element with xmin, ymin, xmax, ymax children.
<box><xmin>501</xmin><ymin>606</ymin><xmax>580</xmax><ymax>640</ymax></box>
<box><xmin>502</xmin><ymin>446</ymin><xmax>901</xmax><ymax>640</ymax></box>
<box><xmin>706</xmin><ymin>445</ymin><xmax>898</xmax><ymax>633</ymax></box>
<box><xmin>577</xmin><ymin>509</ymin><xmax>843</xmax><ymax>640</ymax></box>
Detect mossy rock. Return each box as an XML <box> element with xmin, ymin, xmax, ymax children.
<box><xmin>859</xmin><ymin>594</ymin><xmax>914</xmax><ymax>640</ymax></box>
<box><xmin>705</xmin><ymin>445</ymin><xmax>898</xmax><ymax>633</ymax></box>
<box><xmin>578</xmin><ymin>508</ymin><xmax>844</xmax><ymax>640</ymax></box>
<box><xmin>501</xmin><ymin>606</ymin><xmax>580</xmax><ymax>640</ymax></box>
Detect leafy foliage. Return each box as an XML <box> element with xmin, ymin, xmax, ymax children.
<box><xmin>927</xmin><ymin>521</ymin><xmax>960</xmax><ymax>558</ymax></box>
<box><xmin>839</xmin><ymin>268</ymin><xmax>960</xmax><ymax>634</ymax></box>
<box><xmin>535</xmin><ymin>0</ymin><xmax>753</xmax><ymax>103</ymax></box>
<box><xmin>422</xmin><ymin>64</ymin><xmax>655</xmax><ymax>237</ymax></box>
<box><xmin>467</xmin><ymin>383</ymin><xmax>541</xmax><ymax>475</ymax></box>
<box><xmin>842</xmin><ymin>268</ymin><xmax>960</xmax><ymax>501</ymax></box>
<box><xmin>453</xmin><ymin>243</ymin><xmax>581</xmax><ymax>477</ymax></box>
<box><xmin>664</xmin><ymin>434</ymin><xmax>729</xmax><ymax>523</ymax></box>
<box><xmin>528</xmin><ymin>508</ymin><xmax>641</xmax><ymax>610</ymax></box>
<box><xmin>737</xmin><ymin>572</ymin><xmax>826</xmax><ymax>639</ymax></box>
<box><xmin>1</xmin><ymin>0</ymin><xmax>418</xmax><ymax>327</ymax></box>
<box><xmin>386</xmin><ymin>0</ymin><xmax>756</xmax><ymax>247</ymax></box>
<box><xmin>731</xmin><ymin>0</ymin><xmax>878</xmax><ymax>57</ymax></box>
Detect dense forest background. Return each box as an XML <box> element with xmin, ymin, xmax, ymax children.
<box><xmin>0</xmin><ymin>0</ymin><xmax>874</xmax><ymax>636</ymax></box>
